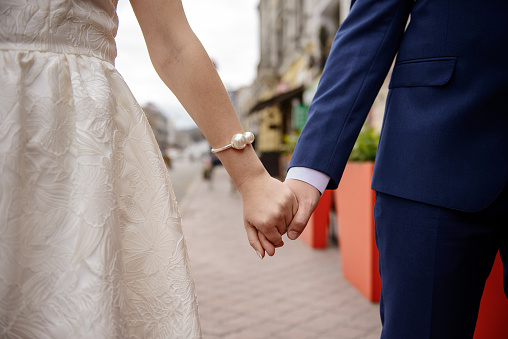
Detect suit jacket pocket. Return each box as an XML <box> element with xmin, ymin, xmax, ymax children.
<box><xmin>389</xmin><ymin>57</ymin><xmax>457</xmax><ymax>88</ymax></box>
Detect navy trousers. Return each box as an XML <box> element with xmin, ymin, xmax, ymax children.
<box><xmin>374</xmin><ymin>186</ymin><xmax>508</xmax><ymax>339</ymax></box>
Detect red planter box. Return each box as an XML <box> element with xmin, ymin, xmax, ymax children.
<box><xmin>335</xmin><ymin>162</ymin><xmax>508</xmax><ymax>336</ymax></box>
<box><xmin>300</xmin><ymin>190</ymin><xmax>332</xmax><ymax>249</ymax></box>
<box><xmin>473</xmin><ymin>252</ymin><xmax>508</xmax><ymax>339</ymax></box>
<box><xmin>335</xmin><ymin>162</ymin><xmax>380</xmax><ymax>302</ymax></box>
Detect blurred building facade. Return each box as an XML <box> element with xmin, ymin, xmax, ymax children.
<box><xmin>231</xmin><ymin>0</ymin><xmax>389</xmax><ymax>178</ymax></box>
<box><xmin>143</xmin><ymin>103</ymin><xmax>169</xmax><ymax>153</ymax></box>
<box><xmin>143</xmin><ymin>103</ymin><xmax>178</xmax><ymax>155</ymax></box>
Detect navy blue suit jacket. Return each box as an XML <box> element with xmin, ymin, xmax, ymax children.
<box><xmin>289</xmin><ymin>0</ymin><xmax>508</xmax><ymax>212</ymax></box>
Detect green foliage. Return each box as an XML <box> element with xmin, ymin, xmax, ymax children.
<box><xmin>280</xmin><ymin>132</ymin><xmax>300</xmax><ymax>154</ymax></box>
<box><xmin>349</xmin><ymin>126</ymin><xmax>380</xmax><ymax>162</ymax></box>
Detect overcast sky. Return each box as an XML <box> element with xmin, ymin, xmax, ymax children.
<box><xmin>115</xmin><ymin>0</ymin><xmax>260</xmax><ymax>129</ymax></box>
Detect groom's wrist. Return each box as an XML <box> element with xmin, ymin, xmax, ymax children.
<box><xmin>285</xmin><ymin>167</ymin><xmax>329</xmax><ymax>195</ymax></box>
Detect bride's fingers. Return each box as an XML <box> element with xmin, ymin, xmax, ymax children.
<box><xmin>258</xmin><ymin>231</ymin><xmax>276</xmax><ymax>256</ymax></box>
<box><xmin>244</xmin><ymin>222</ymin><xmax>265</xmax><ymax>260</ymax></box>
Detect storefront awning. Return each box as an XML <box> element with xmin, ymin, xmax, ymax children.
<box><xmin>249</xmin><ymin>86</ymin><xmax>304</xmax><ymax>114</ymax></box>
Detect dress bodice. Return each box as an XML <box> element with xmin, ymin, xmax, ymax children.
<box><xmin>0</xmin><ymin>0</ymin><xmax>119</xmax><ymax>64</ymax></box>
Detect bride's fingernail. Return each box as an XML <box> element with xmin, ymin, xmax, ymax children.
<box><xmin>256</xmin><ymin>251</ymin><xmax>263</xmax><ymax>260</ymax></box>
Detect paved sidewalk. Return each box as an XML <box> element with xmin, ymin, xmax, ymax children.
<box><xmin>180</xmin><ymin>167</ymin><xmax>382</xmax><ymax>339</ymax></box>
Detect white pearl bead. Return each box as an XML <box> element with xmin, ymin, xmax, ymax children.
<box><xmin>231</xmin><ymin>133</ymin><xmax>247</xmax><ymax>149</ymax></box>
<box><xmin>244</xmin><ymin>132</ymin><xmax>255</xmax><ymax>144</ymax></box>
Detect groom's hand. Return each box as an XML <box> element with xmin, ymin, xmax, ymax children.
<box><xmin>284</xmin><ymin>179</ymin><xmax>321</xmax><ymax>240</ymax></box>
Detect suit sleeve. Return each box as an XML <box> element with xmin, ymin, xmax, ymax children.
<box><xmin>289</xmin><ymin>0</ymin><xmax>413</xmax><ymax>189</ymax></box>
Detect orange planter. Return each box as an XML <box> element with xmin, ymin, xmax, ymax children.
<box><xmin>473</xmin><ymin>252</ymin><xmax>508</xmax><ymax>339</ymax></box>
<box><xmin>300</xmin><ymin>190</ymin><xmax>332</xmax><ymax>249</ymax></box>
<box><xmin>335</xmin><ymin>162</ymin><xmax>380</xmax><ymax>302</ymax></box>
<box><xmin>335</xmin><ymin>161</ymin><xmax>508</xmax><ymax>330</ymax></box>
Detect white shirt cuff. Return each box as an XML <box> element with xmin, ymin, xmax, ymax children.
<box><xmin>285</xmin><ymin>167</ymin><xmax>330</xmax><ymax>195</ymax></box>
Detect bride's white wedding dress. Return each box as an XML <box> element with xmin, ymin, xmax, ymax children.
<box><xmin>0</xmin><ymin>0</ymin><xmax>201</xmax><ymax>337</ymax></box>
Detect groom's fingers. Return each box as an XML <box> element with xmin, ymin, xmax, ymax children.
<box><xmin>276</xmin><ymin>190</ymin><xmax>299</xmax><ymax>236</ymax></box>
<box><xmin>287</xmin><ymin>207</ymin><xmax>313</xmax><ymax>240</ymax></box>
<box><xmin>275</xmin><ymin>218</ymin><xmax>287</xmax><ymax>236</ymax></box>
<box><xmin>258</xmin><ymin>231</ymin><xmax>276</xmax><ymax>256</ymax></box>
<box><xmin>262</xmin><ymin>226</ymin><xmax>284</xmax><ymax>247</ymax></box>
<box><xmin>284</xmin><ymin>179</ymin><xmax>321</xmax><ymax>240</ymax></box>
<box><xmin>284</xmin><ymin>191</ymin><xmax>299</xmax><ymax>228</ymax></box>
<box><xmin>244</xmin><ymin>222</ymin><xmax>265</xmax><ymax>259</ymax></box>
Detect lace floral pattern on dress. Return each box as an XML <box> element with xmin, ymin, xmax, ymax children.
<box><xmin>0</xmin><ymin>1</ymin><xmax>201</xmax><ymax>338</ymax></box>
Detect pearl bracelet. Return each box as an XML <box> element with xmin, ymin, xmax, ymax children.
<box><xmin>211</xmin><ymin>132</ymin><xmax>255</xmax><ymax>153</ymax></box>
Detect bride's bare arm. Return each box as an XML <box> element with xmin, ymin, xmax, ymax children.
<box><xmin>129</xmin><ymin>0</ymin><xmax>297</xmax><ymax>257</ymax></box>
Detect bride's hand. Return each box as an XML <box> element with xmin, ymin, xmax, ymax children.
<box><xmin>238</xmin><ymin>172</ymin><xmax>298</xmax><ymax>258</ymax></box>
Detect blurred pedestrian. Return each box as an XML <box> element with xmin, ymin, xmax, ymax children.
<box><xmin>283</xmin><ymin>0</ymin><xmax>508</xmax><ymax>338</ymax></box>
<box><xmin>0</xmin><ymin>0</ymin><xmax>296</xmax><ymax>337</ymax></box>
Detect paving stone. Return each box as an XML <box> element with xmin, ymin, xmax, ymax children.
<box><xmin>319</xmin><ymin>325</ymin><xmax>368</xmax><ymax>339</ymax></box>
<box><xmin>272</xmin><ymin>326</ymin><xmax>317</xmax><ymax>339</ymax></box>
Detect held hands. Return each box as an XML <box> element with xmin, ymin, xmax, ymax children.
<box><xmin>239</xmin><ymin>172</ymin><xmax>298</xmax><ymax>259</ymax></box>
<box><xmin>239</xmin><ymin>174</ymin><xmax>321</xmax><ymax>259</ymax></box>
